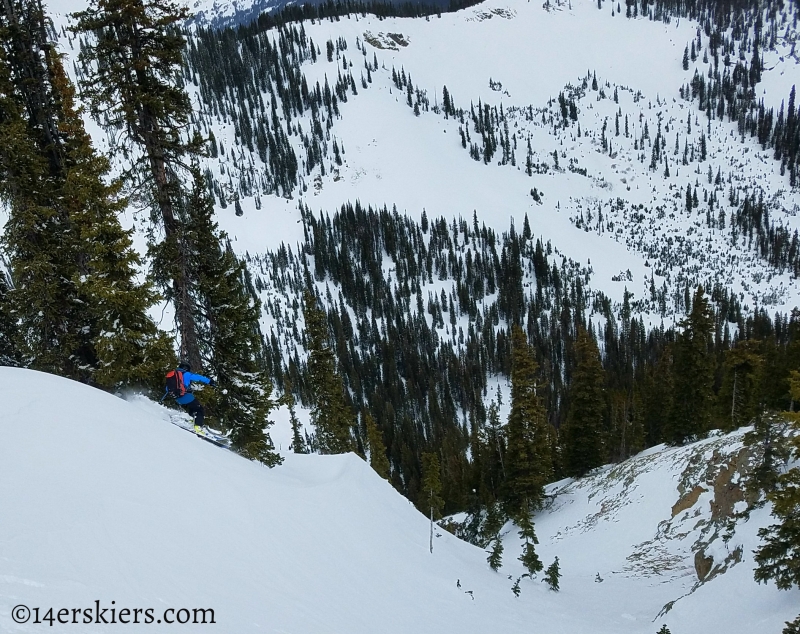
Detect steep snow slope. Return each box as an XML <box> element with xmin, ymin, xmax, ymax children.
<box><xmin>526</xmin><ymin>432</ymin><xmax>800</xmax><ymax>634</ymax></box>
<box><xmin>0</xmin><ymin>368</ymin><xmax>537</xmax><ymax>633</ymax></box>
<box><xmin>1</xmin><ymin>367</ymin><xmax>798</xmax><ymax>633</ymax></box>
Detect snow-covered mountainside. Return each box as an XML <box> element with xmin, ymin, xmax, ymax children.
<box><xmin>0</xmin><ymin>367</ymin><xmax>796</xmax><ymax>633</ymax></box>
<box><xmin>43</xmin><ymin>0</ymin><xmax>800</xmax><ymax>315</ymax></box>
<box><xmin>210</xmin><ymin>0</ymin><xmax>799</xmax><ymax>309</ymax></box>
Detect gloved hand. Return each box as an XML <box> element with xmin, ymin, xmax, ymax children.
<box><xmin>209</xmin><ymin>378</ymin><xmax>217</xmax><ymax>387</ymax></box>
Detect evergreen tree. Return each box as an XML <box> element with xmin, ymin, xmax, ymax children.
<box><xmin>0</xmin><ymin>0</ymin><xmax>171</xmax><ymax>388</ymax></box>
<box><xmin>746</xmin><ymin>411</ymin><xmax>792</xmax><ymax>498</ymax></box>
<box><xmin>666</xmin><ymin>286</ymin><xmax>715</xmax><ymax>444</ymax></box>
<box><xmin>784</xmin><ymin>615</ymin><xmax>800</xmax><ymax>634</ymax></box>
<box><xmin>753</xmin><ymin>373</ymin><xmax>800</xmax><ymax>608</ymax></box>
<box><xmin>365</xmin><ymin>411</ymin><xmax>390</xmax><ymax>479</ymax></box>
<box><xmin>487</xmin><ymin>537</ymin><xmax>504</xmax><ymax>571</ymax></box>
<box><xmin>281</xmin><ymin>386</ymin><xmax>307</xmax><ymax>454</ymax></box>
<box><xmin>753</xmin><ymin>442</ymin><xmax>800</xmax><ymax>588</ymax></box>
<box><xmin>563</xmin><ymin>328</ymin><xmax>606</xmax><ymax>476</ymax></box>
<box><xmin>501</xmin><ymin>324</ymin><xmax>552</xmax><ymax>516</ymax></box>
<box><xmin>184</xmin><ymin>168</ymin><xmax>281</xmax><ymax>465</ymax></box>
<box><xmin>516</xmin><ymin>499</ymin><xmax>543</xmax><ymax>576</ymax></box>
<box><xmin>717</xmin><ymin>340</ymin><xmax>763</xmax><ymax>431</ymax></box>
<box><xmin>303</xmin><ymin>287</ymin><xmax>355</xmax><ymax>453</ymax></box>
<box><xmin>544</xmin><ymin>556</ymin><xmax>561</xmax><ymax>590</ymax></box>
<box><xmin>421</xmin><ymin>451</ymin><xmax>445</xmax><ymax>520</ymax></box>
<box><xmin>73</xmin><ymin>0</ymin><xmax>204</xmax><ymax>367</ymax></box>
<box><xmin>0</xmin><ymin>269</ymin><xmax>19</xmax><ymax>366</ymax></box>
<box><xmin>482</xmin><ymin>500</ymin><xmax>506</xmax><ymax>571</ymax></box>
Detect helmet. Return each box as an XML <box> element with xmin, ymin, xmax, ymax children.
<box><xmin>178</xmin><ymin>361</ymin><xmax>192</xmax><ymax>372</ymax></box>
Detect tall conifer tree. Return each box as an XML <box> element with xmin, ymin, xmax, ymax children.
<box><xmin>666</xmin><ymin>286</ymin><xmax>715</xmax><ymax>444</ymax></box>
<box><xmin>365</xmin><ymin>411</ymin><xmax>390</xmax><ymax>479</ymax></box>
<box><xmin>0</xmin><ymin>0</ymin><xmax>171</xmax><ymax>387</ymax></box>
<box><xmin>0</xmin><ymin>268</ymin><xmax>19</xmax><ymax>366</ymax></box>
<box><xmin>182</xmin><ymin>168</ymin><xmax>280</xmax><ymax>465</ymax></box>
<box><xmin>717</xmin><ymin>340</ymin><xmax>763</xmax><ymax>431</ymax></box>
<box><xmin>303</xmin><ymin>287</ymin><xmax>355</xmax><ymax>454</ymax></box>
<box><xmin>73</xmin><ymin>0</ymin><xmax>203</xmax><ymax>368</ymax></box>
<box><xmin>563</xmin><ymin>328</ymin><xmax>606</xmax><ymax>477</ymax></box>
<box><xmin>501</xmin><ymin>324</ymin><xmax>552</xmax><ymax>516</ymax></box>
<box><xmin>516</xmin><ymin>498</ymin><xmax>543</xmax><ymax>576</ymax></box>
<box><xmin>420</xmin><ymin>452</ymin><xmax>444</xmax><ymax>520</ymax></box>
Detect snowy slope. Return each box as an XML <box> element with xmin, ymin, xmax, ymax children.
<box><xmin>528</xmin><ymin>433</ymin><xmax>800</xmax><ymax>634</ymax></box>
<box><xmin>1</xmin><ymin>367</ymin><xmax>798</xmax><ymax>633</ymax></box>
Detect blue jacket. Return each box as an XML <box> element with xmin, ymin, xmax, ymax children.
<box><xmin>173</xmin><ymin>370</ymin><xmax>212</xmax><ymax>405</ymax></box>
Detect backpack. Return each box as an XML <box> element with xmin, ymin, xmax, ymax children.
<box><xmin>165</xmin><ymin>369</ymin><xmax>187</xmax><ymax>398</ymax></box>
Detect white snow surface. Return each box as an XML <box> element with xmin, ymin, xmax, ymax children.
<box><xmin>1</xmin><ymin>367</ymin><xmax>798</xmax><ymax>633</ymax></box>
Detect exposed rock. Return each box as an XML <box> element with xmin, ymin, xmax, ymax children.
<box><xmin>671</xmin><ymin>485</ymin><xmax>705</xmax><ymax>518</ymax></box>
<box><xmin>709</xmin><ymin>447</ymin><xmax>758</xmax><ymax>520</ymax></box>
<box><xmin>694</xmin><ymin>550</ymin><xmax>713</xmax><ymax>581</ymax></box>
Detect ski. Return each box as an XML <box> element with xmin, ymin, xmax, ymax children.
<box><xmin>193</xmin><ymin>429</ymin><xmax>230</xmax><ymax>449</ymax></box>
<box><xmin>166</xmin><ymin>414</ymin><xmax>231</xmax><ymax>449</ymax></box>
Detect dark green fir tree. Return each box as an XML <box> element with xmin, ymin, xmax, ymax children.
<box><xmin>281</xmin><ymin>384</ymin><xmax>306</xmax><ymax>454</ymax></box>
<box><xmin>544</xmin><ymin>556</ymin><xmax>561</xmax><ymax>591</ymax></box>
<box><xmin>0</xmin><ymin>0</ymin><xmax>172</xmax><ymax>388</ymax></box>
<box><xmin>73</xmin><ymin>0</ymin><xmax>204</xmax><ymax>367</ymax></box>
<box><xmin>754</xmin><ymin>417</ymin><xmax>800</xmax><ymax>602</ymax></box>
<box><xmin>563</xmin><ymin>328</ymin><xmax>606</xmax><ymax>477</ymax></box>
<box><xmin>183</xmin><ymin>168</ymin><xmax>281</xmax><ymax>466</ymax></box>
<box><xmin>421</xmin><ymin>452</ymin><xmax>445</xmax><ymax>520</ymax></box>
<box><xmin>0</xmin><ymin>269</ymin><xmax>19</xmax><ymax>366</ymax></box>
<box><xmin>717</xmin><ymin>340</ymin><xmax>763</xmax><ymax>431</ymax></box>
<box><xmin>666</xmin><ymin>286</ymin><xmax>715</xmax><ymax>445</ymax></box>
<box><xmin>501</xmin><ymin>324</ymin><xmax>552</xmax><ymax>517</ymax></box>
<box><xmin>365</xmin><ymin>411</ymin><xmax>390</xmax><ymax>479</ymax></box>
<box><xmin>303</xmin><ymin>287</ymin><xmax>355</xmax><ymax>454</ymax></box>
<box><xmin>516</xmin><ymin>499</ymin><xmax>543</xmax><ymax>576</ymax></box>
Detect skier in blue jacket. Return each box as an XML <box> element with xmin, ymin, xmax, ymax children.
<box><xmin>168</xmin><ymin>361</ymin><xmax>216</xmax><ymax>431</ymax></box>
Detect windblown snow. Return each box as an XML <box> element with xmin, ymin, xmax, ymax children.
<box><xmin>0</xmin><ymin>367</ymin><xmax>797</xmax><ymax>633</ymax></box>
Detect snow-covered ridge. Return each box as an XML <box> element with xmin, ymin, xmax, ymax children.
<box><xmin>1</xmin><ymin>367</ymin><xmax>797</xmax><ymax>633</ymax></box>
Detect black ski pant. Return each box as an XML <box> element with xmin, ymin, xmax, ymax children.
<box><xmin>182</xmin><ymin>398</ymin><xmax>205</xmax><ymax>427</ymax></box>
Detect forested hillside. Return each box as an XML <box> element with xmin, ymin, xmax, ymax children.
<box><xmin>2</xmin><ymin>0</ymin><xmax>800</xmax><ymax>628</ymax></box>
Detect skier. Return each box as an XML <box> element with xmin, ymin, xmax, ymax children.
<box><xmin>164</xmin><ymin>362</ymin><xmax>216</xmax><ymax>432</ymax></box>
